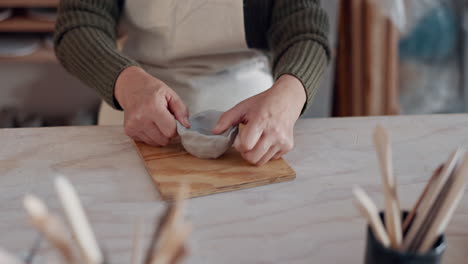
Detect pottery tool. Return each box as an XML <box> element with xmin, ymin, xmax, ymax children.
<box><xmin>402</xmin><ymin>164</ymin><xmax>443</xmax><ymax>233</ymax></box>
<box><xmin>402</xmin><ymin>149</ymin><xmax>464</xmax><ymax>251</ymax></box>
<box><xmin>54</xmin><ymin>176</ymin><xmax>103</xmax><ymax>264</ymax></box>
<box><xmin>2</xmin><ymin>176</ymin><xmax>193</xmax><ymax>264</ymax></box>
<box><xmin>353</xmin><ymin>186</ymin><xmax>390</xmax><ymax>247</ymax></box>
<box><xmin>145</xmin><ymin>185</ymin><xmax>190</xmax><ymax>264</ymax></box>
<box><xmin>417</xmin><ymin>161</ymin><xmax>466</xmax><ymax>253</ymax></box>
<box><xmin>373</xmin><ymin>125</ymin><xmax>402</xmax><ymax>248</ymax></box>
<box><xmin>407</xmin><ymin>155</ymin><xmax>468</xmax><ymax>253</ymax></box>
<box><xmin>23</xmin><ymin>194</ymin><xmax>76</xmax><ymax>263</ymax></box>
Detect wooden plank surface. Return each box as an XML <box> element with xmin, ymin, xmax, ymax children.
<box><xmin>134</xmin><ymin>141</ymin><xmax>296</xmax><ymax>200</ymax></box>
<box><xmin>363</xmin><ymin>0</ymin><xmax>384</xmax><ymax>115</ymax></box>
<box><xmin>1</xmin><ymin>116</ymin><xmax>468</xmax><ymax>263</ymax></box>
<box><xmin>384</xmin><ymin>19</ymin><xmax>400</xmax><ymax>115</ymax></box>
<box><xmin>0</xmin><ymin>0</ymin><xmax>58</xmax><ymax>7</ymax></box>
<box><xmin>334</xmin><ymin>0</ymin><xmax>351</xmax><ymax>116</ymax></box>
<box><xmin>0</xmin><ymin>16</ymin><xmax>54</xmax><ymax>32</ymax></box>
<box><xmin>350</xmin><ymin>0</ymin><xmax>363</xmax><ymax>116</ymax></box>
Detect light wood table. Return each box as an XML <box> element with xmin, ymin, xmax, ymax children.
<box><xmin>1</xmin><ymin>115</ymin><xmax>468</xmax><ymax>263</ymax></box>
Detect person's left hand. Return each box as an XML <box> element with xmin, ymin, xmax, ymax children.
<box><xmin>212</xmin><ymin>74</ymin><xmax>306</xmax><ymax>166</ymax></box>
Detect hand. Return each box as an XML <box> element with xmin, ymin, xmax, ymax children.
<box><xmin>115</xmin><ymin>66</ymin><xmax>190</xmax><ymax>146</ymax></box>
<box><xmin>212</xmin><ymin>74</ymin><xmax>306</xmax><ymax>166</ymax></box>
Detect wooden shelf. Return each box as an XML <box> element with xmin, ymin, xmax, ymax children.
<box><xmin>0</xmin><ymin>0</ymin><xmax>58</xmax><ymax>8</ymax></box>
<box><xmin>0</xmin><ymin>46</ymin><xmax>56</xmax><ymax>62</ymax></box>
<box><xmin>0</xmin><ymin>16</ymin><xmax>54</xmax><ymax>32</ymax></box>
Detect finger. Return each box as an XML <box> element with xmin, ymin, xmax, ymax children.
<box><xmin>144</xmin><ymin>122</ymin><xmax>169</xmax><ymax>146</ymax></box>
<box><xmin>137</xmin><ymin>132</ymin><xmax>154</xmax><ymax>146</ymax></box>
<box><xmin>212</xmin><ymin>104</ymin><xmax>245</xmax><ymax>134</ymax></box>
<box><xmin>152</xmin><ymin>106</ymin><xmax>177</xmax><ymax>138</ymax></box>
<box><xmin>272</xmin><ymin>152</ymin><xmax>283</xmax><ymax>160</ymax></box>
<box><xmin>256</xmin><ymin>146</ymin><xmax>280</xmax><ymax>166</ymax></box>
<box><xmin>142</xmin><ymin>131</ymin><xmax>160</xmax><ymax>146</ymax></box>
<box><xmin>273</xmin><ymin>148</ymin><xmax>289</xmax><ymax>160</ymax></box>
<box><xmin>132</xmin><ymin>134</ymin><xmax>144</xmax><ymax>143</ymax></box>
<box><xmin>241</xmin><ymin>133</ymin><xmax>271</xmax><ymax>165</ymax></box>
<box><xmin>167</xmin><ymin>92</ymin><xmax>190</xmax><ymax>128</ymax></box>
<box><xmin>237</xmin><ymin>122</ymin><xmax>263</xmax><ymax>152</ymax></box>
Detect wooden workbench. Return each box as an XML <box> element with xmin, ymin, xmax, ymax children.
<box><xmin>1</xmin><ymin>115</ymin><xmax>468</xmax><ymax>263</ymax></box>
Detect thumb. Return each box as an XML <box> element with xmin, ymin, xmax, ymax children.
<box><xmin>168</xmin><ymin>93</ymin><xmax>190</xmax><ymax>128</ymax></box>
<box><xmin>212</xmin><ymin>105</ymin><xmax>245</xmax><ymax>134</ymax></box>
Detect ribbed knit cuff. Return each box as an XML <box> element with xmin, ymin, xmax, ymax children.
<box><xmin>273</xmin><ymin>40</ymin><xmax>328</xmax><ymax>114</ymax></box>
<box><xmin>55</xmin><ymin>28</ymin><xmax>139</xmax><ymax>110</ymax></box>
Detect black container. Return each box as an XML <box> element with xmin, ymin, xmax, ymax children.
<box><xmin>364</xmin><ymin>212</ymin><xmax>447</xmax><ymax>264</ymax></box>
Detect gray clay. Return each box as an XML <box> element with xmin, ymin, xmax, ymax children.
<box><xmin>177</xmin><ymin>110</ymin><xmax>238</xmax><ymax>159</ymax></box>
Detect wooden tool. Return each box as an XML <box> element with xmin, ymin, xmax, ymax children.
<box><xmin>145</xmin><ymin>186</ymin><xmax>190</xmax><ymax>264</ymax></box>
<box><xmin>402</xmin><ymin>149</ymin><xmax>464</xmax><ymax>250</ymax></box>
<box><xmin>416</xmin><ymin>157</ymin><xmax>468</xmax><ymax>252</ymax></box>
<box><xmin>55</xmin><ymin>176</ymin><xmax>103</xmax><ymax>264</ymax></box>
<box><xmin>418</xmin><ymin>173</ymin><xmax>466</xmax><ymax>252</ymax></box>
<box><xmin>373</xmin><ymin>125</ymin><xmax>402</xmax><ymax>248</ymax></box>
<box><xmin>353</xmin><ymin>186</ymin><xmax>390</xmax><ymax>247</ymax></box>
<box><xmin>133</xmin><ymin>141</ymin><xmax>296</xmax><ymax>200</ymax></box>
<box><xmin>402</xmin><ymin>165</ymin><xmax>443</xmax><ymax>233</ymax></box>
<box><xmin>23</xmin><ymin>194</ymin><xmax>76</xmax><ymax>263</ymax></box>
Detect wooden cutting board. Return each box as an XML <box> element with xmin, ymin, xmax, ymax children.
<box><xmin>133</xmin><ymin>141</ymin><xmax>296</xmax><ymax>200</ymax></box>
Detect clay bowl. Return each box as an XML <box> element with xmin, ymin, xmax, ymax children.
<box><xmin>176</xmin><ymin>110</ymin><xmax>238</xmax><ymax>159</ymax></box>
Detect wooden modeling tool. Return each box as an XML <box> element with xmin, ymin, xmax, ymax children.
<box><xmin>402</xmin><ymin>149</ymin><xmax>464</xmax><ymax>251</ymax></box>
<box><xmin>402</xmin><ymin>165</ymin><xmax>443</xmax><ymax>233</ymax></box>
<box><xmin>373</xmin><ymin>125</ymin><xmax>402</xmax><ymax>248</ymax></box>
<box><xmin>145</xmin><ymin>185</ymin><xmax>191</xmax><ymax>264</ymax></box>
<box><xmin>55</xmin><ymin>176</ymin><xmax>103</xmax><ymax>264</ymax></box>
<box><xmin>6</xmin><ymin>178</ymin><xmax>195</xmax><ymax>264</ymax></box>
<box><xmin>353</xmin><ymin>186</ymin><xmax>391</xmax><ymax>247</ymax></box>
<box><xmin>23</xmin><ymin>194</ymin><xmax>76</xmax><ymax>263</ymax></box>
<box><xmin>416</xmin><ymin>157</ymin><xmax>468</xmax><ymax>253</ymax></box>
<box><xmin>407</xmin><ymin>166</ymin><xmax>457</xmax><ymax>252</ymax></box>
<box><xmin>418</xmin><ymin>181</ymin><xmax>465</xmax><ymax>252</ymax></box>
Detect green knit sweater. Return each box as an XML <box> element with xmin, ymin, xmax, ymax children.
<box><xmin>54</xmin><ymin>0</ymin><xmax>330</xmax><ymax>112</ymax></box>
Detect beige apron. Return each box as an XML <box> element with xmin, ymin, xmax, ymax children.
<box><xmin>98</xmin><ymin>0</ymin><xmax>273</xmax><ymax>125</ymax></box>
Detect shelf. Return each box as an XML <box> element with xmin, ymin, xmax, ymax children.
<box><xmin>0</xmin><ymin>0</ymin><xmax>58</xmax><ymax>8</ymax></box>
<box><xmin>0</xmin><ymin>46</ymin><xmax>56</xmax><ymax>62</ymax></box>
<box><xmin>0</xmin><ymin>36</ymin><xmax>126</xmax><ymax>63</ymax></box>
<box><xmin>0</xmin><ymin>16</ymin><xmax>54</xmax><ymax>32</ymax></box>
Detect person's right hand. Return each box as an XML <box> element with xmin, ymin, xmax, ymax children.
<box><xmin>114</xmin><ymin>66</ymin><xmax>190</xmax><ymax>146</ymax></box>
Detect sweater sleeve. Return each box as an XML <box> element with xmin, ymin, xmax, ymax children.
<box><xmin>268</xmin><ymin>0</ymin><xmax>331</xmax><ymax>113</ymax></box>
<box><xmin>54</xmin><ymin>0</ymin><xmax>139</xmax><ymax>110</ymax></box>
